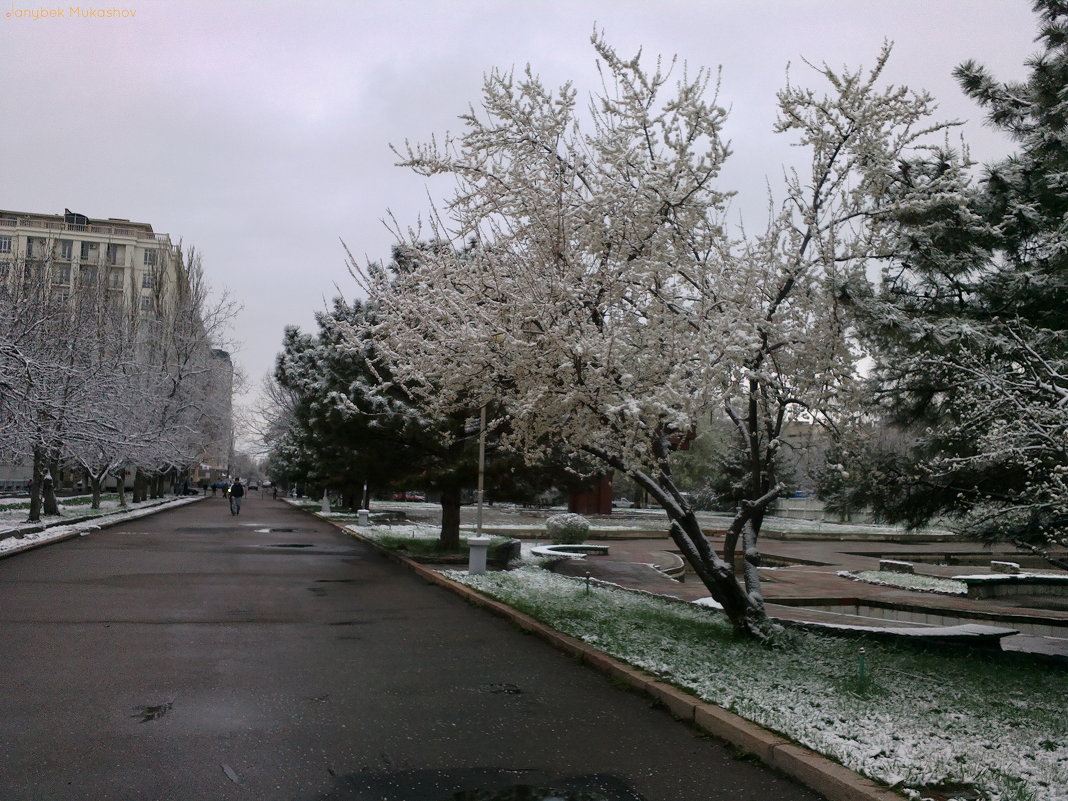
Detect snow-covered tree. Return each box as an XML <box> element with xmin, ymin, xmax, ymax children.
<box><xmin>0</xmin><ymin>239</ymin><xmax>235</xmax><ymax>517</ymax></box>
<box><xmin>356</xmin><ymin>34</ymin><xmax>948</xmax><ymax>638</ymax></box>
<box><xmin>836</xmin><ymin>1</ymin><xmax>1068</xmax><ymax>553</ymax></box>
<box><xmin>131</xmin><ymin>246</ymin><xmax>237</xmax><ymax>500</ymax></box>
<box><xmin>0</xmin><ymin>248</ymin><xmax>122</xmax><ymax>519</ymax></box>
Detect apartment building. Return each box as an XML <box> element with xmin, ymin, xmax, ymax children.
<box><xmin>0</xmin><ymin>207</ymin><xmax>183</xmax><ymax>313</ymax></box>
<box><xmin>0</xmin><ymin>207</ymin><xmax>232</xmax><ymax>493</ymax></box>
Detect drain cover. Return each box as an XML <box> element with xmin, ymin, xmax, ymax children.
<box><xmin>273</xmin><ymin>543</ymin><xmax>313</xmax><ymax>548</ymax></box>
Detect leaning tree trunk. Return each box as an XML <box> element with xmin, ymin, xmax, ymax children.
<box><xmin>590</xmin><ymin>446</ymin><xmax>780</xmax><ymax>640</ymax></box>
<box><xmin>439</xmin><ymin>484</ymin><xmax>462</xmax><ymax>551</ymax></box>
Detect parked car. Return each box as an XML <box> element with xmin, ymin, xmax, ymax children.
<box><xmin>612</xmin><ymin>497</ymin><xmax>634</xmax><ymax>508</ymax></box>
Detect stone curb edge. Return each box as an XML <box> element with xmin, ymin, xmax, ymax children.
<box><xmin>310</xmin><ymin>512</ymin><xmax>904</xmax><ymax>801</ymax></box>
<box><xmin>0</xmin><ymin>496</ymin><xmax>205</xmax><ymax>560</ymax></box>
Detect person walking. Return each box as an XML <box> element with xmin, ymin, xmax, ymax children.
<box><xmin>229</xmin><ymin>478</ymin><xmax>245</xmax><ymax>516</ymax></box>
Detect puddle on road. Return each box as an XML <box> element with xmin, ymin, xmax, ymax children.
<box><xmin>481</xmin><ymin>683</ymin><xmax>523</xmax><ymax>695</ymax></box>
<box><xmin>132</xmin><ymin>701</ymin><xmax>173</xmax><ymax>723</ymax></box>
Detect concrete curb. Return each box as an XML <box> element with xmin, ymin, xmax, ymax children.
<box><xmin>313</xmin><ymin>513</ymin><xmax>905</xmax><ymax>801</ymax></box>
<box><xmin>0</xmin><ymin>496</ymin><xmax>205</xmax><ymax>560</ymax></box>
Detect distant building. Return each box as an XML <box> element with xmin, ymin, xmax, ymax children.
<box><xmin>0</xmin><ymin>208</ymin><xmax>184</xmax><ymax>312</ymax></box>
<box><xmin>0</xmin><ymin>207</ymin><xmax>229</xmax><ymax>492</ymax></box>
<box><xmin>192</xmin><ymin>348</ymin><xmax>234</xmax><ymax>487</ymax></box>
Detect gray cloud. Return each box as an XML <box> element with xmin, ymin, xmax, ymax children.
<box><xmin>0</xmin><ymin>0</ymin><xmax>1038</xmax><ymax>425</ymax></box>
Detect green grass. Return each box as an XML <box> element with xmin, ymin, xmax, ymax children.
<box><xmin>0</xmin><ymin>493</ymin><xmax>120</xmax><ymax>513</ymax></box>
<box><xmin>447</xmin><ymin>566</ymin><xmax>1068</xmax><ymax>801</ymax></box>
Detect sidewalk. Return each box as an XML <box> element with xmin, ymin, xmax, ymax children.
<box><xmin>0</xmin><ymin>495</ymin><xmax>204</xmax><ymax>558</ymax></box>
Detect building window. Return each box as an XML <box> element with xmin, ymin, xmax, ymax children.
<box><xmin>0</xmin><ymin>235</ymin><xmax>12</xmax><ymax>254</ymax></box>
<box><xmin>52</xmin><ymin>265</ymin><xmax>71</xmax><ymax>285</ymax></box>
<box><xmin>140</xmin><ymin>295</ymin><xmax>153</xmax><ymax>311</ymax></box>
<box><xmin>143</xmin><ymin>248</ymin><xmax>157</xmax><ymax>266</ymax></box>
<box><xmin>79</xmin><ymin>265</ymin><xmax>98</xmax><ymax>284</ymax></box>
<box><xmin>59</xmin><ymin>239</ymin><xmax>73</xmax><ymax>260</ymax></box>
<box><xmin>142</xmin><ymin>272</ymin><xmax>155</xmax><ymax>289</ymax></box>
<box><xmin>106</xmin><ymin>243</ymin><xmax>124</xmax><ymax>265</ymax></box>
<box><xmin>80</xmin><ymin>241</ymin><xmax>97</xmax><ymax>260</ymax></box>
<box><xmin>109</xmin><ymin>267</ymin><xmax>124</xmax><ymax>289</ymax></box>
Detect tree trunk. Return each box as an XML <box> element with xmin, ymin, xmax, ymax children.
<box><xmin>439</xmin><ymin>485</ymin><xmax>462</xmax><ymax>550</ymax></box>
<box><xmin>115</xmin><ymin>468</ymin><xmax>128</xmax><ymax>508</ymax></box>
<box><xmin>27</xmin><ymin>447</ymin><xmax>45</xmax><ymax>523</ymax></box>
<box><xmin>133</xmin><ymin>469</ymin><xmax>146</xmax><ymax>503</ymax></box>
<box><xmin>90</xmin><ymin>474</ymin><xmax>103</xmax><ymax>509</ymax></box>
<box><xmin>599</xmin><ymin>458</ymin><xmax>779</xmax><ymax>640</ymax></box>
<box><xmin>42</xmin><ymin>469</ymin><xmax>59</xmax><ymax>516</ymax></box>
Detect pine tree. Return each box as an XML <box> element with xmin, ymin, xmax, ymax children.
<box><xmin>840</xmin><ymin>1</ymin><xmax>1068</xmax><ymax>550</ymax></box>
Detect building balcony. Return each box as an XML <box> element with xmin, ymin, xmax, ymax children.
<box><xmin>0</xmin><ymin>214</ymin><xmax>161</xmax><ymax>242</ymax></box>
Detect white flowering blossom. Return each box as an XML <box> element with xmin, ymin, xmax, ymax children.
<box><xmin>354</xmin><ymin>35</ymin><xmax>950</xmax><ymax>638</ymax></box>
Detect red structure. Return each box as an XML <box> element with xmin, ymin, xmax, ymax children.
<box><xmin>568</xmin><ymin>474</ymin><xmax>613</xmax><ymax>515</ymax></box>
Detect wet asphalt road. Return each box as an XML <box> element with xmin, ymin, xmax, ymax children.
<box><xmin>0</xmin><ymin>496</ymin><xmax>824</xmax><ymax>801</ymax></box>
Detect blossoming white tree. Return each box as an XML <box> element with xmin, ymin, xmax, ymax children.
<box><xmin>356</xmin><ymin>34</ymin><xmax>949</xmax><ymax>638</ymax></box>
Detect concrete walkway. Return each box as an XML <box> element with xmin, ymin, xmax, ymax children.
<box><xmin>0</xmin><ymin>495</ymin><xmax>824</xmax><ymax>801</ymax></box>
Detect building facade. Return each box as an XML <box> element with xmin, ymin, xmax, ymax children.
<box><xmin>0</xmin><ymin>208</ymin><xmax>183</xmax><ymax>313</ymax></box>
<box><xmin>0</xmin><ymin>207</ymin><xmax>231</xmax><ymax>492</ymax></box>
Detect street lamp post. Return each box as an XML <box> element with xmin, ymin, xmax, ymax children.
<box><xmin>476</xmin><ymin>403</ymin><xmax>487</xmax><ymax>538</ymax></box>
<box><xmin>468</xmin><ymin>403</ymin><xmax>492</xmax><ymax>575</ymax></box>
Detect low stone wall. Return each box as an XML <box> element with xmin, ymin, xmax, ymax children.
<box><xmin>954</xmin><ymin>574</ymin><xmax>1068</xmax><ymax>600</ymax></box>
<box><xmin>879</xmin><ymin>559</ymin><xmax>914</xmax><ymax>574</ymax></box>
<box><xmin>490</xmin><ymin>537</ymin><xmax>522</xmax><ymax>566</ymax></box>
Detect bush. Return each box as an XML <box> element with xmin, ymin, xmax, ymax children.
<box><xmin>545</xmin><ymin>513</ymin><xmax>590</xmax><ymax>544</ymax></box>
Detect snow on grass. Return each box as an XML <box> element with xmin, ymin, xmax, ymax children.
<box><xmin>446</xmin><ymin>565</ymin><xmax>1067</xmax><ymax>801</ymax></box>
<box><xmin>840</xmin><ymin>570</ymin><xmax>968</xmax><ymax>595</ymax></box>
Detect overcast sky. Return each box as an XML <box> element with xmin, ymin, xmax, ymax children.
<box><xmin>0</xmin><ymin>0</ymin><xmax>1041</xmax><ymax>441</ymax></box>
